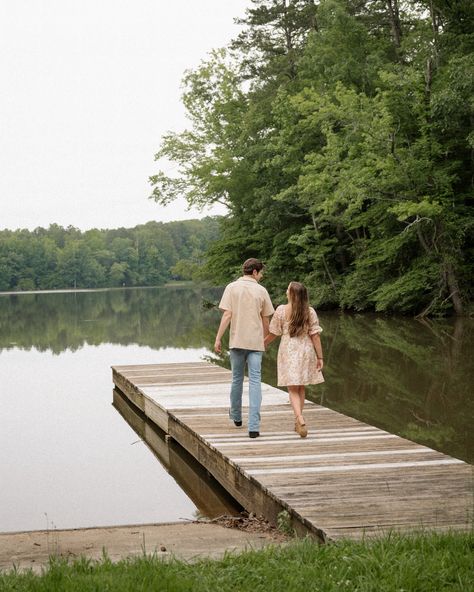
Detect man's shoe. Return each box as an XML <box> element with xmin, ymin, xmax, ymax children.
<box><xmin>233</xmin><ymin>420</ymin><xmax>242</xmax><ymax>427</ymax></box>
<box><xmin>249</xmin><ymin>431</ymin><xmax>260</xmax><ymax>438</ymax></box>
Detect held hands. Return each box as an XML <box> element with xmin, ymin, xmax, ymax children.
<box><xmin>263</xmin><ymin>333</ymin><xmax>276</xmax><ymax>350</ymax></box>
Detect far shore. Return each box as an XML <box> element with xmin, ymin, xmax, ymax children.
<box><xmin>0</xmin><ymin>282</ymin><xmax>201</xmax><ymax>296</ymax></box>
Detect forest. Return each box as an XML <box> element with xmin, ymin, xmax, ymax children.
<box><xmin>151</xmin><ymin>0</ymin><xmax>474</xmax><ymax>316</ymax></box>
<box><xmin>0</xmin><ymin>218</ymin><xmax>219</xmax><ymax>291</ymax></box>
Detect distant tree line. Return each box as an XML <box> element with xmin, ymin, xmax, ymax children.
<box><xmin>0</xmin><ymin>218</ymin><xmax>219</xmax><ymax>291</ymax></box>
<box><xmin>151</xmin><ymin>0</ymin><xmax>474</xmax><ymax>316</ymax></box>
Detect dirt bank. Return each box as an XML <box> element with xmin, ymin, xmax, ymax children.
<box><xmin>0</xmin><ymin>518</ymin><xmax>285</xmax><ymax>573</ymax></box>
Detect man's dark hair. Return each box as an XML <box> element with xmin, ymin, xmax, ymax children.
<box><xmin>243</xmin><ymin>258</ymin><xmax>263</xmax><ymax>275</ymax></box>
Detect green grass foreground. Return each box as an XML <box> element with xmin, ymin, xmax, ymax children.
<box><xmin>1</xmin><ymin>531</ymin><xmax>473</xmax><ymax>591</ymax></box>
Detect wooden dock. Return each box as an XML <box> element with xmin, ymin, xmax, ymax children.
<box><xmin>112</xmin><ymin>362</ymin><xmax>473</xmax><ymax>541</ymax></box>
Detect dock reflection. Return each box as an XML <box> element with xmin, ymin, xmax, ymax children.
<box><xmin>112</xmin><ymin>389</ymin><xmax>242</xmax><ymax>519</ymax></box>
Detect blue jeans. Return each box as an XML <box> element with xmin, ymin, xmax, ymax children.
<box><xmin>229</xmin><ymin>348</ymin><xmax>263</xmax><ymax>432</ymax></box>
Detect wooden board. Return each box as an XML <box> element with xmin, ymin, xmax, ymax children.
<box><xmin>112</xmin><ymin>362</ymin><xmax>473</xmax><ymax>541</ymax></box>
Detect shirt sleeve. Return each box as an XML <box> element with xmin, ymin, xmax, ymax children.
<box><xmin>218</xmin><ymin>285</ymin><xmax>232</xmax><ymax>311</ymax></box>
<box><xmin>269</xmin><ymin>306</ymin><xmax>283</xmax><ymax>336</ymax></box>
<box><xmin>261</xmin><ymin>289</ymin><xmax>275</xmax><ymax>317</ymax></box>
<box><xmin>308</xmin><ymin>307</ymin><xmax>323</xmax><ymax>336</ymax></box>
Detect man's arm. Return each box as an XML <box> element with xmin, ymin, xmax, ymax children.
<box><xmin>261</xmin><ymin>314</ymin><xmax>270</xmax><ymax>337</ymax></box>
<box><xmin>214</xmin><ymin>310</ymin><xmax>232</xmax><ymax>353</ymax></box>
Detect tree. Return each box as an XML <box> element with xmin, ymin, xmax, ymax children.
<box><xmin>149</xmin><ymin>0</ymin><xmax>473</xmax><ymax>315</ymax></box>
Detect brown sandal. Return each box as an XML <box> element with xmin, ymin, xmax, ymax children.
<box><xmin>295</xmin><ymin>416</ymin><xmax>308</xmax><ymax>438</ymax></box>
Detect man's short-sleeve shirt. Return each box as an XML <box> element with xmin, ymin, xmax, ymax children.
<box><xmin>219</xmin><ymin>276</ymin><xmax>275</xmax><ymax>351</ymax></box>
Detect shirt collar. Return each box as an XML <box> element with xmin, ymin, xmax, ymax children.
<box><xmin>238</xmin><ymin>276</ymin><xmax>257</xmax><ymax>283</ymax></box>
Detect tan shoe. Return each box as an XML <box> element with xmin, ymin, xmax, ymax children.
<box><xmin>296</xmin><ymin>417</ymin><xmax>308</xmax><ymax>438</ymax></box>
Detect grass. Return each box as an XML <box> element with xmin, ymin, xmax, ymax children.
<box><xmin>1</xmin><ymin>531</ymin><xmax>473</xmax><ymax>591</ymax></box>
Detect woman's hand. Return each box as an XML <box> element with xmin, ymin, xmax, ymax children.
<box><xmin>316</xmin><ymin>357</ymin><xmax>324</xmax><ymax>371</ymax></box>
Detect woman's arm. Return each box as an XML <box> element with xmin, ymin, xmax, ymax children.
<box><xmin>311</xmin><ymin>333</ymin><xmax>324</xmax><ymax>371</ymax></box>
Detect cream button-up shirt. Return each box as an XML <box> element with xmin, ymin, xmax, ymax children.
<box><xmin>219</xmin><ymin>276</ymin><xmax>275</xmax><ymax>351</ymax></box>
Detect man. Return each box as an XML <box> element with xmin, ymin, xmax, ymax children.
<box><xmin>214</xmin><ymin>258</ymin><xmax>274</xmax><ymax>438</ymax></box>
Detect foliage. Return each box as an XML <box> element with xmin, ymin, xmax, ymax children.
<box><xmin>150</xmin><ymin>0</ymin><xmax>474</xmax><ymax>316</ymax></box>
<box><xmin>0</xmin><ymin>218</ymin><xmax>220</xmax><ymax>291</ymax></box>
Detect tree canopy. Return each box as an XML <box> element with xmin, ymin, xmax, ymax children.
<box><xmin>0</xmin><ymin>218</ymin><xmax>219</xmax><ymax>291</ymax></box>
<box><xmin>151</xmin><ymin>0</ymin><xmax>474</xmax><ymax>316</ymax></box>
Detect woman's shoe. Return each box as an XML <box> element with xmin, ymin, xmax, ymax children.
<box><xmin>296</xmin><ymin>416</ymin><xmax>308</xmax><ymax>438</ymax></box>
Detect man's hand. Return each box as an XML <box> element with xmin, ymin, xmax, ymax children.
<box><xmin>214</xmin><ymin>338</ymin><xmax>222</xmax><ymax>353</ymax></box>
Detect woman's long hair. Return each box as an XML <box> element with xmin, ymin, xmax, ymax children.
<box><xmin>288</xmin><ymin>282</ymin><xmax>310</xmax><ymax>337</ymax></box>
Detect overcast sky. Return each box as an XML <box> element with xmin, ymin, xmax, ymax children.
<box><xmin>0</xmin><ymin>0</ymin><xmax>249</xmax><ymax>231</ymax></box>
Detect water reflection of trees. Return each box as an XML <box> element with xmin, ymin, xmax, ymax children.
<box><xmin>0</xmin><ymin>287</ymin><xmax>222</xmax><ymax>354</ymax></box>
<box><xmin>304</xmin><ymin>313</ymin><xmax>473</xmax><ymax>463</ymax></box>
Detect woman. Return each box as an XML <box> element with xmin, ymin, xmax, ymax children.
<box><xmin>264</xmin><ymin>282</ymin><xmax>324</xmax><ymax>437</ymax></box>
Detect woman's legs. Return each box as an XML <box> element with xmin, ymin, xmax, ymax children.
<box><xmin>288</xmin><ymin>385</ymin><xmax>302</xmax><ymax>420</ymax></box>
<box><xmin>299</xmin><ymin>386</ymin><xmax>305</xmax><ymax>418</ymax></box>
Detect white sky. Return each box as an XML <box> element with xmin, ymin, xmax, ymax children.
<box><xmin>0</xmin><ymin>0</ymin><xmax>248</xmax><ymax>231</ymax></box>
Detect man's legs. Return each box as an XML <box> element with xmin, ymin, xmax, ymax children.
<box><xmin>247</xmin><ymin>350</ymin><xmax>263</xmax><ymax>433</ymax></box>
<box><xmin>229</xmin><ymin>348</ymin><xmax>246</xmax><ymax>423</ymax></box>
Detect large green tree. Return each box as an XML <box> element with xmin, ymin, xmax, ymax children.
<box><xmin>150</xmin><ymin>0</ymin><xmax>473</xmax><ymax>315</ymax></box>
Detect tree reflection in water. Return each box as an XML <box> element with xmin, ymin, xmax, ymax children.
<box><xmin>0</xmin><ymin>286</ymin><xmax>222</xmax><ymax>353</ymax></box>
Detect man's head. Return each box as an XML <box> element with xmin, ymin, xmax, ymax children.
<box><xmin>243</xmin><ymin>258</ymin><xmax>264</xmax><ymax>281</ymax></box>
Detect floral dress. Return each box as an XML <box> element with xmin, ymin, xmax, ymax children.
<box><xmin>269</xmin><ymin>305</ymin><xmax>324</xmax><ymax>387</ymax></box>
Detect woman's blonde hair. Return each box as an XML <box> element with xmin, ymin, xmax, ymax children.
<box><xmin>288</xmin><ymin>281</ymin><xmax>310</xmax><ymax>337</ymax></box>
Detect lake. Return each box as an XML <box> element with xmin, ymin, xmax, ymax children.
<box><xmin>1</xmin><ymin>286</ymin><xmax>472</xmax><ymax>533</ymax></box>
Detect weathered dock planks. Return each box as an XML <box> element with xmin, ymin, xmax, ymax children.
<box><xmin>112</xmin><ymin>362</ymin><xmax>473</xmax><ymax>541</ymax></box>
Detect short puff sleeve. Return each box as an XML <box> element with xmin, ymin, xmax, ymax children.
<box><xmin>269</xmin><ymin>305</ymin><xmax>284</xmax><ymax>336</ymax></box>
<box><xmin>308</xmin><ymin>308</ymin><xmax>323</xmax><ymax>336</ymax></box>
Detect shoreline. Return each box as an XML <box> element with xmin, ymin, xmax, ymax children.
<box><xmin>0</xmin><ymin>282</ymin><xmax>199</xmax><ymax>296</ymax></box>
<box><xmin>0</xmin><ymin>520</ymin><xmax>283</xmax><ymax>572</ymax></box>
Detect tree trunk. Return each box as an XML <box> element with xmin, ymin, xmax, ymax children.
<box><xmin>416</xmin><ymin>224</ymin><xmax>430</xmax><ymax>254</ymax></box>
<box><xmin>385</xmin><ymin>0</ymin><xmax>402</xmax><ymax>50</ymax></box>
<box><xmin>444</xmin><ymin>260</ymin><xmax>463</xmax><ymax>315</ymax></box>
<box><xmin>307</xmin><ymin>0</ymin><xmax>319</xmax><ymax>32</ymax></box>
<box><xmin>311</xmin><ymin>213</ymin><xmax>338</xmax><ymax>297</ymax></box>
<box><xmin>282</xmin><ymin>0</ymin><xmax>297</xmax><ymax>78</ymax></box>
<box><xmin>429</xmin><ymin>0</ymin><xmax>440</xmax><ymax>68</ymax></box>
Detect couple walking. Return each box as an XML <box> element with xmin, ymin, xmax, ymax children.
<box><xmin>214</xmin><ymin>258</ymin><xmax>324</xmax><ymax>439</ymax></box>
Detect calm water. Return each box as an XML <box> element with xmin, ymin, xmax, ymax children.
<box><xmin>1</xmin><ymin>286</ymin><xmax>472</xmax><ymax>533</ymax></box>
